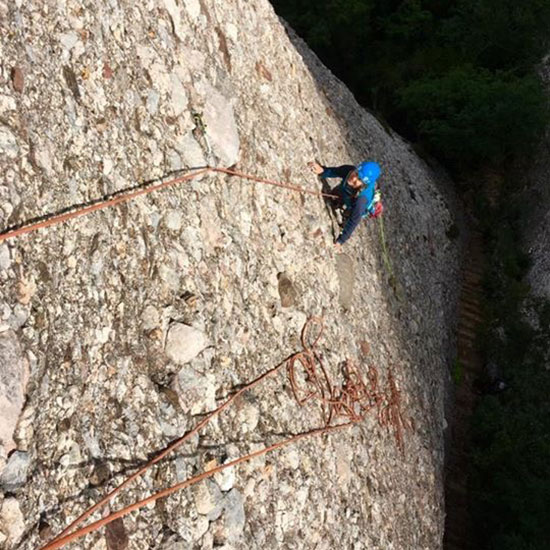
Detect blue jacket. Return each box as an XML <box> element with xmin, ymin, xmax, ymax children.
<box><xmin>321</xmin><ymin>165</ymin><xmax>376</xmax><ymax>244</ymax></box>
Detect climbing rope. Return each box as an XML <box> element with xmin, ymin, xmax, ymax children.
<box><xmin>41</xmin><ymin>317</ymin><xmax>410</xmax><ymax>550</ymax></box>
<box><xmin>212</xmin><ymin>166</ymin><xmax>338</xmax><ymax>199</ymax></box>
<box><xmin>287</xmin><ymin>317</ymin><xmax>381</xmax><ymax>426</ymax></box>
<box><xmin>379</xmin><ymin>369</ymin><xmax>412</xmax><ymax>454</ymax></box>
<box><xmin>0</xmin><ymin>166</ymin><xmax>401</xmax><ymax>297</ymax></box>
<box><xmin>0</xmin><ymin>166</ymin><xmax>338</xmax><ymax>243</ymax></box>
<box><xmin>377</xmin><ymin>215</ymin><xmax>404</xmax><ymax>300</ymax></box>
<box><xmin>0</xmin><ymin>165</ymin><xmax>407</xmax><ymax>545</ymax></box>
<box><xmin>377</xmin><ymin>215</ymin><xmax>394</xmax><ymax>279</ymax></box>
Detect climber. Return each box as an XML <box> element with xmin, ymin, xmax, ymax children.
<box><xmin>308</xmin><ymin>160</ymin><xmax>382</xmax><ymax>248</ymax></box>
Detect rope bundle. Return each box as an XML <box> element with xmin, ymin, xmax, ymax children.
<box><xmin>41</xmin><ymin>318</ymin><xmax>410</xmax><ymax>550</ymax></box>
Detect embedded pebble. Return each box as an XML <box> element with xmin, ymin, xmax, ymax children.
<box><xmin>165</xmin><ymin>323</ymin><xmax>209</xmax><ymax>365</ymax></box>
<box><xmin>0</xmin><ymin>126</ymin><xmax>18</xmax><ymax>158</ymax></box>
<box><xmin>0</xmin><ymin>498</ymin><xmax>25</xmax><ymax>546</ymax></box>
<box><xmin>0</xmin><ymin>451</ymin><xmax>30</xmax><ymax>491</ymax></box>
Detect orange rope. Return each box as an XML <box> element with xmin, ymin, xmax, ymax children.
<box><xmin>42</xmin><ymin>318</ymin><xmax>409</xmax><ymax>550</ymax></box>
<box><xmin>0</xmin><ymin>166</ymin><xmax>337</xmax><ymax>243</ymax></box>
<box><xmin>40</xmin><ymin>319</ymin><xmax>410</xmax><ymax>549</ymax></box>
<box><xmin>287</xmin><ymin>318</ymin><xmax>384</xmax><ymax>426</ymax></box>
<box><xmin>47</xmin><ymin>355</ymin><xmax>290</xmax><ymax>544</ymax></box>
<box><xmin>0</xmin><ymin>168</ymin><xmax>209</xmax><ymax>242</ymax></box>
<box><xmin>378</xmin><ymin>369</ymin><xmax>412</xmax><ymax>453</ymax></box>
<box><xmin>211</xmin><ymin>166</ymin><xmax>338</xmax><ymax>199</ymax></box>
<box><xmin>41</xmin><ymin>423</ymin><xmax>351</xmax><ymax>550</ymax></box>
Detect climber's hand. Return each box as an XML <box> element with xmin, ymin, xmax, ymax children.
<box><xmin>307</xmin><ymin>161</ymin><xmax>324</xmax><ymax>175</ymax></box>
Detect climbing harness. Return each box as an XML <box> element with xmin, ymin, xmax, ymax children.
<box><xmin>41</xmin><ymin>317</ymin><xmax>410</xmax><ymax>550</ymax></box>
<box><xmin>364</xmin><ymin>188</ymin><xmax>383</xmax><ymax>219</ymax></box>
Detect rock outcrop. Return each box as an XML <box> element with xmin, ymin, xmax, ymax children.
<box><xmin>0</xmin><ymin>330</ymin><xmax>28</xmax><ymax>461</ymax></box>
<box><xmin>524</xmin><ymin>55</ymin><xmax>550</xmax><ymax>298</ymax></box>
<box><xmin>0</xmin><ymin>1</ymin><xmax>461</xmax><ymax>548</ymax></box>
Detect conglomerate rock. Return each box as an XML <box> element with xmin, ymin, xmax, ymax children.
<box><xmin>0</xmin><ymin>0</ymin><xmax>461</xmax><ymax>548</ymax></box>
<box><xmin>0</xmin><ymin>329</ymin><xmax>28</xmax><ymax>460</ymax></box>
<box><xmin>524</xmin><ymin>54</ymin><xmax>550</xmax><ymax>299</ymax></box>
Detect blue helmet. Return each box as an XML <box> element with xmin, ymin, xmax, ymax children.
<box><xmin>356</xmin><ymin>161</ymin><xmax>381</xmax><ymax>185</ymax></box>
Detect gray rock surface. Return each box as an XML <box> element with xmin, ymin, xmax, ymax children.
<box><xmin>0</xmin><ymin>244</ymin><xmax>10</xmax><ymax>272</ymax></box>
<box><xmin>0</xmin><ymin>497</ymin><xmax>25</xmax><ymax>547</ymax></box>
<box><xmin>0</xmin><ymin>126</ymin><xmax>18</xmax><ymax>159</ymax></box>
<box><xmin>194</xmin><ymin>479</ymin><xmax>224</xmax><ymax>520</ymax></box>
<box><xmin>0</xmin><ymin>1</ymin><xmax>461</xmax><ymax>549</ymax></box>
<box><xmin>165</xmin><ymin>323</ymin><xmax>210</xmax><ymax>365</ymax></box>
<box><xmin>173</xmin><ymin>365</ymin><xmax>216</xmax><ymax>414</ymax></box>
<box><xmin>202</xmin><ymin>83</ymin><xmax>240</xmax><ymax>166</ymax></box>
<box><xmin>0</xmin><ymin>331</ymin><xmax>28</xmax><ymax>455</ymax></box>
<box><xmin>220</xmin><ymin>488</ymin><xmax>245</xmax><ymax>542</ymax></box>
<box><xmin>524</xmin><ymin>55</ymin><xmax>550</xmax><ymax>297</ymax></box>
<box><xmin>0</xmin><ymin>451</ymin><xmax>30</xmax><ymax>491</ymax></box>
<box><xmin>335</xmin><ymin>252</ymin><xmax>356</xmax><ymax>310</ymax></box>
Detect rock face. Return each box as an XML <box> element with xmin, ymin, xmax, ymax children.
<box><xmin>0</xmin><ymin>497</ymin><xmax>25</xmax><ymax>547</ymax></box>
<box><xmin>0</xmin><ymin>451</ymin><xmax>30</xmax><ymax>492</ymax></box>
<box><xmin>524</xmin><ymin>55</ymin><xmax>550</xmax><ymax>298</ymax></box>
<box><xmin>0</xmin><ymin>330</ymin><xmax>28</xmax><ymax>458</ymax></box>
<box><xmin>165</xmin><ymin>323</ymin><xmax>209</xmax><ymax>365</ymax></box>
<box><xmin>0</xmin><ymin>1</ymin><xmax>461</xmax><ymax>549</ymax></box>
<box><xmin>277</xmin><ymin>271</ymin><xmax>297</xmax><ymax>307</ymax></box>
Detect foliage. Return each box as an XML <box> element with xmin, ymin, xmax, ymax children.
<box><xmin>443</xmin><ymin>0</ymin><xmax>550</xmax><ymax>71</ymax></box>
<box><xmin>399</xmin><ymin>67</ymin><xmax>547</xmax><ymax>167</ymax></box>
<box><xmin>469</xmin><ymin>184</ymin><xmax>550</xmax><ymax>550</ymax></box>
<box><xmin>452</xmin><ymin>358</ymin><xmax>464</xmax><ymax>385</ymax></box>
<box><xmin>271</xmin><ymin>0</ymin><xmax>550</xmax><ymax>174</ymax></box>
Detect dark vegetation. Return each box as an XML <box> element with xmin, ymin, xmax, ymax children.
<box><xmin>271</xmin><ymin>0</ymin><xmax>550</xmax><ymax>173</ymax></box>
<box><xmin>471</xmin><ymin>187</ymin><xmax>550</xmax><ymax>550</ymax></box>
<box><xmin>270</xmin><ymin>1</ymin><xmax>550</xmax><ymax>548</ymax></box>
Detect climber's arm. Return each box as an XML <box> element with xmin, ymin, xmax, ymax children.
<box><xmin>320</xmin><ymin>165</ymin><xmax>355</xmax><ymax>179</ymax></box>
<box><xmin>336</xmin><ymin>195</ymin><xmax>367</xmax><ymax>244</ymax></box>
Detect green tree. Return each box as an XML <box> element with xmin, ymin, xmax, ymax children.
<box><xmin>271</xmin><ymin>0</ymin><xmax>550</xmax><ymax>173</ymax></box>
<box><xmin>443</xmin><ymin>0</ymin><xmax>550</xmax><ymax>72</ymax></box>
<box><xmin>399</xmin><ymin>66</ymin><xmax>547</xmax><ymax>167</ymax></box>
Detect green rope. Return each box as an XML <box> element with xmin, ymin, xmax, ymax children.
<box><xmin>377</xmin><ymin>216</ymin><xmax>402</xmax><ymax>300</ymax></box>
<box><xmin>378</xmin><ymin>215</ymin><xmax>393</xmax><ymax>275</ymax></box>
